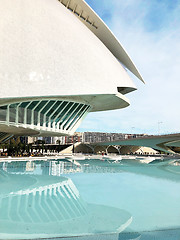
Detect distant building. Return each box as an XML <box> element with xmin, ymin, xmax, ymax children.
<box><xmin>64</xmin><ymin>132</ymin><xmax>84</xmax><ymax>144</ymax></box>
<box><xmin>82</xmin><ymin>132</ymin><xmax>145</xmax><ymax>143</ymax></box>
<box><xmin>53</xmin><ymin>132</ymin><xmax>146</xmax><ymax>145</ymax></box>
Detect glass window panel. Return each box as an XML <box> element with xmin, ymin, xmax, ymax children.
<box><xmin>10</xmin><ymin>103</ymin><xmax>19</xmax><ymax>108</ymax></box>
<box><xmin>46</xmin><ymin>116</ymin><xmax>49</xmax><ymax>127</ymax></box>
<box><xmin>46</xmin><ymin>101</ymin><xmax>60</xmax><ymax>117</ymax></box>
<box><xmin>67</xmin><ymin>103</ymin><xmax>79</xmax><ymax>115</ymax></box>
<box><xmin>41</xmin><ymin>101</ymin><xmax>55</xmax><ymax>115</ymax></box>
<box><xmin>78</xmin><ymin>105</ymin><xmax>88</xmax><ymax>116</ymax></box>
<box><xmin>67</xmin><ymin>105</ymin><xmax>88</xmax><ymax>130</ymax></box>
<box><xmin>50</xmin><ymin>120</ymin><xmax>54</xmax><ymax>128</ymax></box>
<box><xmin>52</xmin><ymin>101</ymin><xmax>68</xmax><ymax>119</ymax></box>
<box><xmin>34</xmin><ymin>101</ymin><xmax>48</xmax><ymax>112</ymax></box>
<box><xmin>9</xmin><ymin>104</ymin><xmax>17</xmax><ymax>123</ymax></box>
<box><xmin>34</xmin><ymin>111</ymin><xmax>38</xmax><ymax>125</ymax></box>
<box><xmin>0</xmin><ymin>106</ymin><xmax>7</xmax><ymax>121</ymax></box>
<box><xmin>57</xmin><ymin>102</ymin><xmax>73</xmax><ymax>124</ymax></box>
<box><xmin>27</xmin><ymin>109</ymin><xmax>32</xmax><ymax>125</ymax></box>
<box><xmin>40</xmin><ymin>113</ymin><xmax>44</xmax><ymax>126</ymax></box>
<box><xmin>54</xmin><ymin>116</ymin><xmax>61</xmax><ymax>124</ymax></box>
<box><xmin>59</xmin><ymin>104</ymin><xmax>77</xmax><ymax>128</ymax></box>
<box><xmin>72</xmin><ymin>104</ymin><xmax>84</xmax><ymax>115</ymax></box>
<box><xmin>62</xmin><ymin>104</ymin><xmax>83</xmax><ymax>129</ymax></box>
<box><xmin>62</xmin><ymin>104</ymin><xmax>81</xmax><ymax>130</ymax></box>
<box><xmin>50</xmin><ymin>103</ymin><xmax>68</xmax><ymax>122</ymax></box>
<box><xmin>18</xmin><ymin>108</ymin><xmax>24</xmax><ymax>124</ymax></box>
<box><xmin>27</xmin><ymin>101</ymin><xmax>39</xmax><ymax>110</ymax></box>
<box><xmin>19</xmin><ymin>102</ymin><xmax>30</xmax><ymax>108</ymax></box>
<box><xmin>49</xmin><ymin>116</ymin><xmax>55</xmax><ymax>128</ymax></box>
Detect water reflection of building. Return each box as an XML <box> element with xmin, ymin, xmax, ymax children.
<box><xmin>0</xmin><ymin>173</ymin><xmax>87</xmax><ymax>227</ymax></box>
<box><xmin>49</xmin><ymin>161</ymin><xmax>64</xmax><ymax>176</ymax></box>
<box><xmin>26</xmin><ymin>161</ymin><xmax>35</xmax><ymax>172</ymax></box>
<box><xmin>1</xmin><ymin>160</ymin><xmax>82</xmax><ymax>176</ymax></box>
<box><xmin>2</xmin><ymin>161</ymin><xmax>26</xmax><ymax>173</ymax></box>
<box><xmin>82</xmin><ymin>164</ymin><xmax>123</xmax><ymax>174</ymax></box>
<box><xmin>2</xmin><ymin>162</ymin><xmax>7</xmax><ymax>172</ymax></box>
<box><xmin>49</xmin><ymin>161</ymin><xmax>82</xmax><ymax>176</ymax></box>
<box><xmin>0</xmin><ymin>169</ymin><xmax>132</xmax><ymax>238</ymax></box>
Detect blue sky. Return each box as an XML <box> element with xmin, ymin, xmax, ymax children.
<box><xmin>77</xmin><ymin>0</ymin><xmax>180</xmax><ymax>135</ymax></box>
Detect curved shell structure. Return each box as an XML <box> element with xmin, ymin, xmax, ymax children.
<box><xmin>0</xmin><ymin>0</ymin><xmax>143</xmax><ymax>137</ymax></box>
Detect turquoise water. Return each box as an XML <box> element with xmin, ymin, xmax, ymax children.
<box><xmin>0</xmin><ymin>158</ymin><xmax>180</xmax><ymax>239</ymax></box>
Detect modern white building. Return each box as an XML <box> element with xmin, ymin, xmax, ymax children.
<box><xmin>0</xmin><ymin>0</ymin><xmax>143</xmax><ymax>141</ymax></box>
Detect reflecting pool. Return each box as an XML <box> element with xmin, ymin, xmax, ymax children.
<box><xmin>0</xmin><ymin>158</ymin><xmax>180</xmax><ymax>239</ymax></box>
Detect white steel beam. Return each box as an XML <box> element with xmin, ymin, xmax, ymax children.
<box><xmin>31</xmin><ymin>102</ymin><xmax>40</xmax><ymax>125</ymax></box>
<box><xmin>43</xmin><ymin>101</ymin><xmax>58</xmax><ymax>130</ymax></box>
<box><xmin>48</xmin><ymin>101</ymin><xmax>64</xmax><ymax>129</ymax></box>
<box><xmin>42</xmin><ymin>101</ymin><xmax>57</xmax><ymax>129</ymax></box>
<box><xmin>15</xmin><ymin>103</ymin><xmax>21</xmax><ymax>125</ymax></box>
<box><xmin>53</xmin><ymin>102</ymin><xmax>69</xmax><ymax>130</ymax></box>
<box><xmin>24</xmin><ymin>102</ymin><xmax>32</xmax><ymax>125</ymax></box>
<box><xmin>6</xmin><ymin>105</ymin><xmax>10</xmax><ymax>126</ymax></box>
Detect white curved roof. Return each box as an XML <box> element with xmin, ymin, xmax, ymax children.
<box><xmin>59</xmin><ymin>0</ymin><xmax>144</xmax><ymax>83</ymax></box>
<box><xmin>0</xmin><ymin>0</ymin><xmax>136</xmax><ymax>111</ymax></box>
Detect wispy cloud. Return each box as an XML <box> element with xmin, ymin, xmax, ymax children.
<box><xmin>78</xmin><ymin>0</ymin><xmax>180</xmax><ymax>134</ymax></box>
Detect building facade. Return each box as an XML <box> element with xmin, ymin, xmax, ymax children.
<box><xmin>34</xmin><ymin>132</ymin><xmax>145</xmax><ymax>145</ymax></box>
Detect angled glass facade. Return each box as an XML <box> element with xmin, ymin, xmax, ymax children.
<box><xmin>0</xmin><ymin>100</ymin><xmax>91</xmax><ymax>135</ymax></box>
